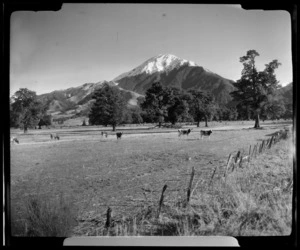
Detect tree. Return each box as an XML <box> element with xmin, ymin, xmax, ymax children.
<box><xmin>261</xmin><ymin>99</ymin><xmax>286</xmax><ymax>120</ymax></box>
<box><xmin>38</xmin><ymin>114</ymin><xmax>52</xmax><ymax>129</ymax></box>
<box><xmin>10</xmin><ymin>88</ymin><xmax>45</xmax><ymax>133</ymax></box>
<box><xmin>88</xmin><ymin>83</ymin><xmax>126</xmax><ymax>131</ymax></box>
<box><xmin>140</xmin><ymin>82</ymin><xmax>170</xmax><ymax>128</ymax></box>
<box><xmin>282</xmin><ymin>103</ymin><xmax>293</xmax><ymax>120</ymax></box>
<box><xmin>165</xmin><ymin>88</ymin><xmax>192</xmax><ymax>125</ymax></box>
<box><xmin>130</xmin><ymin>106</ymin><xmax>144</xmax><ymax>124</ymax></box>
<box><xmin>188</xmin><ymin>90</ymin><xmax>215</xmax><ymax>127</ymax></box>
<box><xmin>230</xmin><ymin>50</ymin><xmax>281</xmax><ymax>128</ymax></box>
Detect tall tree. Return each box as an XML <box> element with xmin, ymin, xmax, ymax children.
<box><xmin>230</xmin><ymin>50</ymin><xmax>281</xmax><ymax>128</ymax></box>
<box><xmin>188</xmin><ymin>90</ymin><xmax>215</xmax><ymax>127</ymax></box>
<box><xmin>10</xmin><ymin>88</ymin><xmax>44</xmax><ymax>133</ymax></box>
<box><xmin>140</xmin><ymin>82</ymin><xmax>170</xmax><ymax>128</ymax></box>
<box><xmin>88</xmin><ymin>83</ymin><xmax>127</xmax><ymax>131</ymax></box>
<box><xmin>165</xmin><ymin>87</ymin><xmax>191</xmax><ymax>125</ymax></box>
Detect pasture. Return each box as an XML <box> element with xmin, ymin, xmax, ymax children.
<box><xmin>10</xmin><ymin>120</ymin><xmax>293</xmax><ymax>236</ymax></box>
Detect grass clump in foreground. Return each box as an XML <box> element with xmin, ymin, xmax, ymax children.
<box><xmin>11</xmin><ymin>192</ymin><xmax>78</xmax><ymax>237</ymax></box>
<box><xmin>88</xmin><ymin>137</ymin><xmax>293</xmax><ymax>237</ymax></box>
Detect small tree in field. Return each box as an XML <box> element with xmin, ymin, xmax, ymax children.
<box><xmin>10</xmin><ymin>88</ymin><xmax>45</xmax><ymax>133</ymax></box>
<box><xmin>230</xmin><ymin>50</ymin><xmax>281</xmax><ymax>128</ymax></box>
<box><xmin>88</xmin><ymin>84</ymin><xmax>126</xmax><ymax>131</ymax></box>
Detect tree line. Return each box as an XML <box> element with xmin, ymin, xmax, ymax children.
<box><xmin>10</xmin><ymin>50</ymin><xmax>293</xmax><ymax>132</ymax></box>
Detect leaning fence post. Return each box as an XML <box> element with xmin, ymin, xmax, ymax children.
<box><xmin>224</xmin><ymin>154</ymin><xmax>233</xmax><ymax>175</ymax></box>
<box><xmin>269</xmin><ymin>136</ymin><xmax>274</xmax><ymax>149</ymax></box>
<box><xmin>157</xmin><ymin>184</ymin><xmax>168</xmax><ymax>218</ymax></box>
<box><xmin>224</xmin><ymin>154</ymin><xmax>233</xmax><ymax>183</ymax></box>
<box><xmin>186</xmin><ymin>167</ymin><xmax>195</xmax><ymax>204</ymax></box>
<box><xmin>266</xmin><ymin>138</ymin><xmax>270</xmax><ymax>149</ymax></box>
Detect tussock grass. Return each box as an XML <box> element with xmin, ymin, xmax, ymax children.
<box><xmin>11</xmin><ymin>193</ymin><xmax>77</xmax><ymax>237</ymax></box>
<box><xmin>88</xmin><ymin>137</ymin><xmax>293</xmax><ymax>236</ymax></box>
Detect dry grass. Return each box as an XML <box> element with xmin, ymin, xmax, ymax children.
<box><xmin>10</xmin><ymin>121</ymin><xmax>293</xmax><ymax>237</ymax></box>
<box><xmin>74</xmin><ymin>136</ymin><xmax>293</xmax><ymax>236</ymax></box>
<box><xmin>11</xmin><ymin>192</ymin><xmax>77</xmax><ymax>237</ymax></box>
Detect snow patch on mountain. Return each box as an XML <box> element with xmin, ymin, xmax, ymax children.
<box><xmin>113</xmin><ymin>54</ymin><xmax>200</xmax><ymax>81</ymax></box>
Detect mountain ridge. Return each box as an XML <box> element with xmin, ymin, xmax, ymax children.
<box><xmin>35</xmin><ymin>54</ymin><xmax>292</xmax><ymax>119</ymax></box>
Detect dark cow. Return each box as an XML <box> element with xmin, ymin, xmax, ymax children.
<box><xmin>50</xmin><ymin>133</ymin><xmax>60</xmax><ymax>140</ymax></box>
<box><xmin>178</xmin><ymin>129</ymin><xmax>192</xmax><ymax>137</ymax></box>
<box><xmin>200</xmin><ymin>130</ymin><xmax>212</xmax><ymax>139</ymax></box>
<box><xmin>116</xmin><ymin>132</ymin><xmax>123</xmax><ymax>140</ymax></box>
<box><xmin>10</xmin><ymin>137</ymin><xmax>19</xmax><ymax>144</ymax></box>
<box><xmin>101</xmin><ymin>131</ymin><xmax>108</xmax><ymax>138</ymax></box>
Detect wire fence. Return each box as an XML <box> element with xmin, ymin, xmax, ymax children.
<box><xmin>92</xmin><ymin>128</ymin><xmax>292</xmax><ymax>228</ymax></box>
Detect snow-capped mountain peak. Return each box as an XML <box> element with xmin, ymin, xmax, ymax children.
<box><xmin>113</xmin><ymin>54</ymin><xmax>198</xmax><ymax>81</ymax></box>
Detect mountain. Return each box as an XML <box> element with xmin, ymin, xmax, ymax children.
<box><xmin>113</xmin><ymin>54</ymin><xmax>236</xmax><ymax>104</ymax></box>
<box><xmin>37</xmin><ymin>80</ymin><xmax>143</xmax><ymax>117</ymax></box>
<box><xmin>36</xmin><ymin>54</ymin><xmax>292</xmax><ymax>120</ymax></box>
<box><xmin>277</xmin><ymin>82</ymin><xmax>293</xmax><ymax>104</ymax></box>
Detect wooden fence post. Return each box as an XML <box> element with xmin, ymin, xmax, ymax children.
<box><xmin>255</xmin><ymin>143</ymin><xmax>259</xmax><ymax>157</ymax></box>
<box><xmin>157</xmin><ymin>184</ymin><xmax>168</xmax><ymax>218</ymax></box>
<box><xmin>224</xmin><ymin>154</ymin><xmax>234</xmax><ymax>183</ymax></box>
<box><xmin>235</xmin><ymin>151</ymin><xmax>241</xmax><ymax>163</ymax></box>
<box><xmin>248</xmin><ymin>145</ymin><xmax>252</xmax><ymax>163</ymax></box>
<box><xmin>239</xmin><ymin>154</ymin><xmax>244</xmax><ymax>168</ymax></box>
<box><xmin>105</xmin><ymin>207</ymin><xmax>112</xmax><ymax>228</ymax></box>
<box><xmin>186</xmin><ymin>167</ymin><xmax>195</xmax><ymax>204</ymax></box>
<box><xmin>260</xmin><ymin>140</ymin><xmax>265</xmax><ymax>153</ymax></box>
<box><xmin>210</xmin><ymin>166</ymin><xmax>218</xmax><ymax>186</ymax></box>
<box><xmin>269</xmin><ymin>136</ymin><xmax>274</xmax><ymax>149</ymax></box>
<box><xmin>224</xmin><ymin>154</ymin><xmax>233</xmax><ymax>177</ymax></box>
<box><xmin>251</xmin><ymin>145</ymin><xmax>256</xmax><ymax>158</ymax></box>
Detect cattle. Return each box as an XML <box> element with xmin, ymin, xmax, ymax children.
<box><xmin>116</xmin><ymin>132</ymin><xmax>123</xmax><ymax>140</ymax></box>
<box><xmin>101</xmin><ymin>131</ymin><xmax>108</xmax><ymax>138</ymax></box>
<box><xmin>10</xmin><ymin>137</ymin><xmax>19</xmax><ymax>144</ymax></box>
<box><xmin>178</xmin><ymin>128</ymin><xmax>192</xmax><ymax>137</ymax></box>
<box><xmin>50</xmin><ymin>133</ymin><xmax>59</xmax><ymax>140</ymax></box>
<box><xmin>200</xmin><ymin>130</ymin><xmax>212</xmax><ymax>139</ymax></box>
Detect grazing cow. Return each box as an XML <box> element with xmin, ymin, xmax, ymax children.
<box><xmin>178</xmin><ymin>129</ymin><xmax>192</xmax><ymax>137</ymax></box>
<box><xmin>116</xmin><ymin>132</ymin><xmax>123</xmax><ymax>140</ymax></box>
<box><xmin>54</xmin><ymin>134</ymin><xmax>60</xmax><ymax>140</ymax></box>
<box><xmin>200</xmin><ymin>130</ymin><xmax>213</xmax><ymax>139</ymax></box>
<box><xmin>101</xmin><ymin>131</ymin><xmax>108</xmax><ymax>138</ymax></box>
<box><xmin>10</xmin><ymin>137</ymin><xmax>19</xmax><ymax>144</ymax></box>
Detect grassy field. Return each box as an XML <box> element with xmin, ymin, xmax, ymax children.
<box><xmin>10</xmin><ymin>120</ymin><xmax>293</xmax><ymax>236</ymax></box>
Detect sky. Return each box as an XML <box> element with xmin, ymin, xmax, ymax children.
<box><xmin>10</xmin><ymin>4</ymin><xmax>293</xmax><ymax>96</ymax></box>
